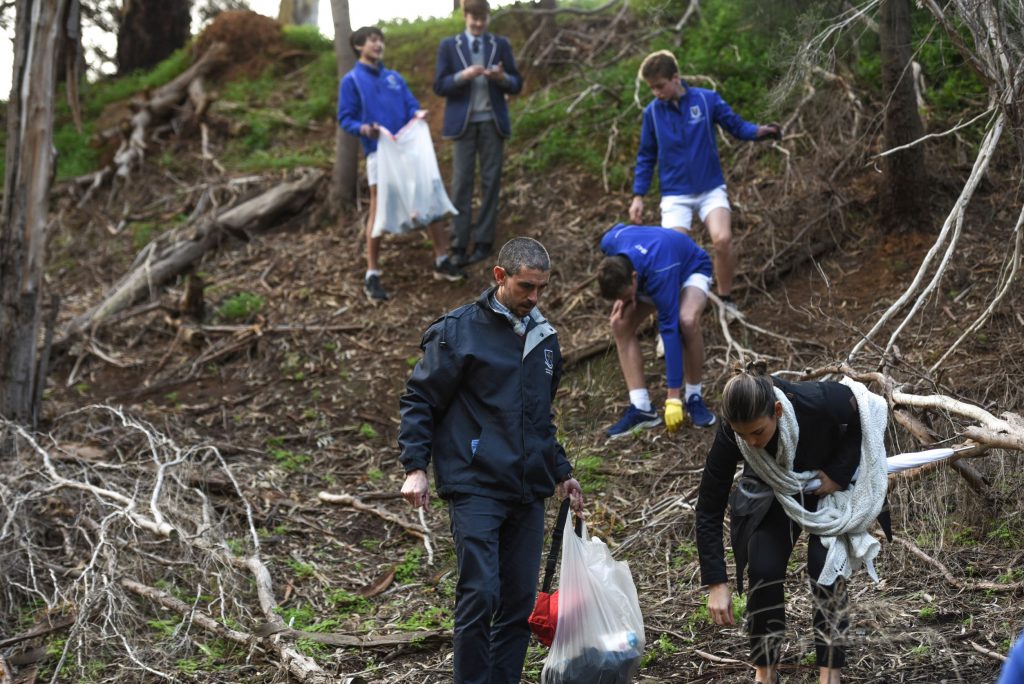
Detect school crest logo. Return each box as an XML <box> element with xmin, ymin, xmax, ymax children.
<box><xmin>386</xmin><ymin>74</ymin><xmax>401</xmax><ymax>90</ymax></box>
<box><xmin>690</xmin><ymin>105</ymin><xmax>701</xmax><ymax>119</ymax></box>
<box><xmin>544</xmin><ymin>349</ymin><xmax>554</xmax><ymax>375</ymax></box>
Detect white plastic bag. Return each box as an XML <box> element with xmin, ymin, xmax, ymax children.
<box><xmin>541</xmin><ymin>516</ymin><xmax>645</xmax><ymax>684</ymax></box>
<box><xmin>371</xmin><ymin>118</ymin><xmax>457</xmax><ymax>238</ymax></box>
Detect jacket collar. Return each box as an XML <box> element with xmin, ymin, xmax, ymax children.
<box><xmin>456</xmin><ymin>32</ymin><xmax>494</xmax><ymax>68</ymax></box>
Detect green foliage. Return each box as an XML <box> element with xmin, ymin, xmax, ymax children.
<box><xmin>640</xmin><ymin>633</ymin><xmax>677</xmax><ymax>667</ymax></box>
<box><xmin>148</xmin><ymin>617</ymin><xmax>182</xmax><ymax>638</ymax></box>
<box><xmin>216</xmin><ymin>292</ymin><xmax>264</xmax><ymax>320</ymax></box>
<box><xmin>394</xmin><ymin>604</ymin><xmax>454</xmax><ymax>631</ymax></box>
<box><xmin>571</xmin><ymin>454</ymin><xmax>605</xmax><ymax>493</ymax></box>
<box><xmin>328</xmin><ymin>588</ymin><xmax>371</xmax><ymax>614</ymax></box>
<box><xmin>394</xmin><ymin>547</ymin><xmax>423</xmax><ymax>584</ymax></box>
<box><xmin>53</xmin><ymin>120</ymin><xmax>98</xmax><ymax>179</ymax></box>
<box><xmin>919</xmin><ymin>605</ymin><xmax>937</xmax><ymax>620</ymax></box>
<box><xmin>367</xmin><ymin>468</ymin><xmax>385</xmax><ymax>481</ymax></box>
<box><xmin>287</xmin><ymin>558</ymin><xmax>317</xmax><ymax>580</ymax></box>
<box><xmin>282</xmin><ymin>24</ymin><xmax>332</xmax><ymax>52</ymax></box>
<box><xmin>672</xmin><ymin>541</ymin><xmax>698</xmax><ymax>568</ymax></box>
<box><xmin>269</xmin><ymin>446</ymin><xmax>312</xmax><ymax>472</ymax></box>
<box><xmin>359</xmin><ymin>423</ymin><xmax>379</xmax><ymax>440</ymax></box>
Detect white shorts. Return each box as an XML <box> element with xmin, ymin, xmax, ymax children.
<box><xmin>366</xmin><ymin>151</ymin><xmax>378</xmax><ymax>186</ymax></box>
<box><xmin>660</xmin><ymin>185</ymin><xmax>730</xmax><ymax>230</ymax></box>
<box><xmin>683</xmin><ymin>272</ymin><xmax>711</xmax><ymax>294</ymax></box>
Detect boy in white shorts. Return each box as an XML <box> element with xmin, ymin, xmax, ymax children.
<box><xmin>629</xmin><ymin>50</ymin><xmax>780</xmax><ymax>312</ymax></box>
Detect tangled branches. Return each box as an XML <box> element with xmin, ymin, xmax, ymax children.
<box><xmin>0</xmin><ymin>406</ymin><xmax>331</xmax><ymax>683</ymax></box>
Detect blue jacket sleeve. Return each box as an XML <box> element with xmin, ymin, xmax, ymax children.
<box><xmin>398</xmin><ymin>320</ymin><xmax>463</xmax><ymax>473</ymax></box>
<box><xmin>711</xmin><ymin>91</ymin><xmax>759</xmax><ymax>141</ymax></box>
<box><xmin>337</xmin><ymin>75</ymin><xmax>364</xmax><ymax>138</ymax></box>
<box><xmin>400</xmin><ymin>75</ymin><xmax>421</xmax><ymax>126</ymax></box>
<box><xmin>433</xmin><ymin>40</ymin><xmax>467</xmax><ymax>97</ymax></box>
<box><xmin>496</xmin><ymin>38</ymin><xmax>523</xmax><ymax>94</ymax></box>
<box><xmin>633</xmin><ymin>106</ymin><xmax>658</xmax><ymax>196</ymax></box>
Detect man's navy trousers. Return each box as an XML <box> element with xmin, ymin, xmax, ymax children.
<box><xmin>448</xmin><ymin>493</ymin><xmax>545</xmax><ymax>684</ymax></box>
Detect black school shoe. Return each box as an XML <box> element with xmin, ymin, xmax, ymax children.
<box><xmin>449</xmin><ymin>247</ymin><xmax>468</xmax><ymax>267</ymax></box>
<box><xmin>465</xmin><ymin>242</ymin><xmax>491</xmax><ymax>265</ymax></box>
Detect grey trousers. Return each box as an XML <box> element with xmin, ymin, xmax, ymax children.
<box><xmin>451</xmin><ymin>120</ymin><xmax>505</xmax><ymax>250</ymax></box>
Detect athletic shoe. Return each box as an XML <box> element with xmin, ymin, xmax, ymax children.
<box><xmin>685</xmin><ymin>394</ymin><xmax>716</xmax><ymax>427</ymax></box>
<box><xmin>363</xmin><ymin>274</ymin><xmax>390</xmax><ymax>304</ymax></box>
<box><xmin>606</xmin><ymin>404</ymin><xmax>662</xmax><ymax>439</ymax></box>
<box><xmin>434</xmin><ymin>257</ymin><xmax>467</xmax><ymax>282</ymax></box>
<box><xmin>721</xmin><ymin>298</ymin><xmax>744</xmax><ymax>322</ymax></box>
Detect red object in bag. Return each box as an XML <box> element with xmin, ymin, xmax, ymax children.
<box><xmin>529</xmin><ymin>498</ymin><xmax>580</xmax><ymax>646</ymax></box>
<box><xmin>529</xmin><ymin>589</ymin><xmax>559</xmax><ymax>647</ymax></box>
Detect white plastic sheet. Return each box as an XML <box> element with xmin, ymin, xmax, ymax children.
<box><xmin>371</xmin><ymin>118</ymin><xmax>457</xmax><ymax>238</ymax></box>
<box><xmin>541</xmin><ymin>517</ymin><xmax>645</xmax><ymax>684</ymax></box>
<box><xmin>802</xmin><ymin>447</ymin><xmax>958</xmax><ymax>492</ymax></box>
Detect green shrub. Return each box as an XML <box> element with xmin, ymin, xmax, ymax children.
<box><xmin>217</xmin><ymin>292</ymin><xmax>264</xmax><ymax>320</ymax></box>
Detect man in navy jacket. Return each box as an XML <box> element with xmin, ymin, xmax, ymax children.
<box><xmin>629</xmin><ymin>50</ymin><xmax>780</xmax><ymax>317</ymax></box>
<box><xmin>434</xmin><ymin>0</ymin><xmax>523</xmax><ymax>267</ymax></box>
<box><xmin>399</xmin><ymin>237</ymin><xmax>583</xmax><ymax>684</ymax></box>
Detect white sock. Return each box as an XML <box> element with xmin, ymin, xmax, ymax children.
<box><xmin>685</xmin><ymin>384</ymin><xmax>702</xmax><ymax>401</ymax></box>
<box><xmin>435</xmin><ymin>255</ymin><xmax>447</xmax><ymax>267</ymax></box>
<box><xmin>629</xmin><ymin>389</ymin><xmax>652</xmax><ymax>412</ymax></box>
<box><xmin>365</xmin><ymin>269</ymin><xmax>381</xmax><ymax>280</ymax></box>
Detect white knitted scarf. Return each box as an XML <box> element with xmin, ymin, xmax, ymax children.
<box><xmin>735</xmin><ymin>377</ymin><xmax>889</xmax><ymax>586</ymax></box>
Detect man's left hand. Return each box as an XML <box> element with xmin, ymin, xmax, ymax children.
<box><xmin>665</xmin><ymin>398</ymin><xmax>684</xmax><ymax>432</ymax></box>
<box><xmin>813</xmin><ymin>470</ymin><xmax>841</xmax><ymax>495</ymax></box>
<box><xmin>415</xmin><ymin>109</ymin><xmax>430</xmax><ymax>121</ymax></box>
<box><xmin>556</xmin><ymin>477</ymin><xmax>585</xmax><ymax>516</ymax></box>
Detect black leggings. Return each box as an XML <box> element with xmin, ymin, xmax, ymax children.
<box><xmin>745</xmin><ymin>499</ymin><xmax>848</xmax><ymax>668</ymax></box>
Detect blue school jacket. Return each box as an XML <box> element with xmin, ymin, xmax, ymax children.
<box><xmin>633</xmin><ymin>83</ymin><xmax>760</xmax><ymax>197</ymax></box>
<box><xmin>433</xmin><ymin>32</ymin><xmax>523</xmax><ymax>139</ymax></box>
<box><xmin>337</xmin><ymin>61</ymin><xmax>420</xmax><ymax>155</ymax></box>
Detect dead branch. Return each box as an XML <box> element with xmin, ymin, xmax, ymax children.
<box><xmin>60</xmin><ymin>170</ymin><xmax>323</xmax><ymax>344</ymax></box>
<box><xmin>496</xmin><ymin>0</ymin><xmax>622</xmax><ymax>17</ymax></box>
<box><xmin>889</xmin><ymin>535</ymin><xmax>1024</xmax><ymax>593</ymax></box>
<box><xmin>112</xmin><ymin>43</ymin><xmax>229</xmax><ymax>183</ymax></box>
<box><xmin>254</xmin><ymin>621</ymin><xmax>449</xmax><ymax>648</ymax></box>
<box><xmin>318</xmin><ymin>491</ymin><xmax>434</xmax><ymax>565</ymax></box>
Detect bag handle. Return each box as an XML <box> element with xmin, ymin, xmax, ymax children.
<box><xmin>541</xmin><ymin>497</ymin><xmax>583</xmax><ymax>594</ymax></box>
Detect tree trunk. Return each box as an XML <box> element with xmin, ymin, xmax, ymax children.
<box><xmin>454</xmin><ymin>0</ymin><xmax>461</xmax><ymax>12</ymax></box>
<box><xmin>879</xmin><ymin>0</ymin><xmax>928</xmax><ymax>227</ymax></box>
<box><xmin>0</xmin><ymin>0</ymin><xmax>68</xmax><ymax>427</ymax></box>
<box><xmin>278</xmin><ymin>0</ymin><xmax>319</xmax><ymax>26</ymax></box>
<box><xmin>330</xmin><ymin>0</ymin><xmax>359</xmax><ymax>210</ymax></box>
<box><xmin>116</xmin><ymin>0</ymin><xmax>190</xmax><ymax>75</ymax></box>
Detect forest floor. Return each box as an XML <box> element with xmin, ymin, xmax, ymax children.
<box><xmin>4</xmin><ymin>10</ymin><xmax>1024</xmax><ymax>684</ymax></box>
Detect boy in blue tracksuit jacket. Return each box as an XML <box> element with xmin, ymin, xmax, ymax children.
<box><xmin>598</xmin><ymin>223</ymin><xmax>715</xmax><ymax>437</ymax></box>
<box><xmin>628</xmin><ymin>50</ymin><xmax>780</xmax><ymax>313</ymax></box>
<box><xmin>398</xmin><ymin>238</ymin><xmax>583</xmax><ymax>684</ymax></box>
<box><xmin>337</xmin><ymin>26</ymin><xmax>464</xmax><ymax>305</ymax></box>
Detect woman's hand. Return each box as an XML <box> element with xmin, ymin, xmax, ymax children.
<box><xmin>707</xmin><ymin>583</ymin><xmax>735</xmax><ymax>626</ymax></box>
<box><xmin>813</xmin><ymin>470</ymin><xmax>841</xmax><ymax>495</ymax></box>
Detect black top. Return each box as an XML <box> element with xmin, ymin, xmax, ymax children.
<box><xmin>695</xmin><ymin>377</ymin><xmax>861</xmax><ymax>586</ymax></box>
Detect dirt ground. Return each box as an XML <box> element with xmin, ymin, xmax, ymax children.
<box><xmin>4</xmin><ymin>14</ymin><xmax>1023</xmax><ymax>683</ymax></box>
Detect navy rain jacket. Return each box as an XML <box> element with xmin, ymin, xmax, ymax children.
<box><xmin>398</xmin><ymin>288</ymin><xmax>572</xmax><ymax>502</ymax></box>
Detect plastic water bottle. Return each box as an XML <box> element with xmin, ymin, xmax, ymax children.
<box><xmin>599</xmin><ymin>630</ymin><xmax>639</xmax><ymax>652</ymax></box>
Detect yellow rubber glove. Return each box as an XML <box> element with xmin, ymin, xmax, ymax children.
<box><xmin>665</xmin><ymin>398</ymin><xmax>684</xmax><ymax>433</ymax></box>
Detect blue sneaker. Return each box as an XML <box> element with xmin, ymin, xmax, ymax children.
<box><xmin>685</xmin><ymin>394</ymin><xmax>716</xmax><ymax>427</ymax></box>
<box><xmin>606</xmin><ymin>404</ymin><xmax>662</xmax><ymax>439</ymax></box>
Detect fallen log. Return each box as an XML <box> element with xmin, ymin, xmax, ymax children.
<box><xmin>59</xmin><ymin>170</ymin><xmax>324</xmax><ymax>345</ymax></box>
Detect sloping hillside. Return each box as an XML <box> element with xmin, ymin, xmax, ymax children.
<box><xmin>2</xmin><ymin>4</ymin><xmax>1022</xmax><ymax>683</ymax></box>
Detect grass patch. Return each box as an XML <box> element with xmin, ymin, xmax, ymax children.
<box><xmin>217</xmin><ymin>292</ymin><xmax>264</xmax><ymax>321</ymax></box>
